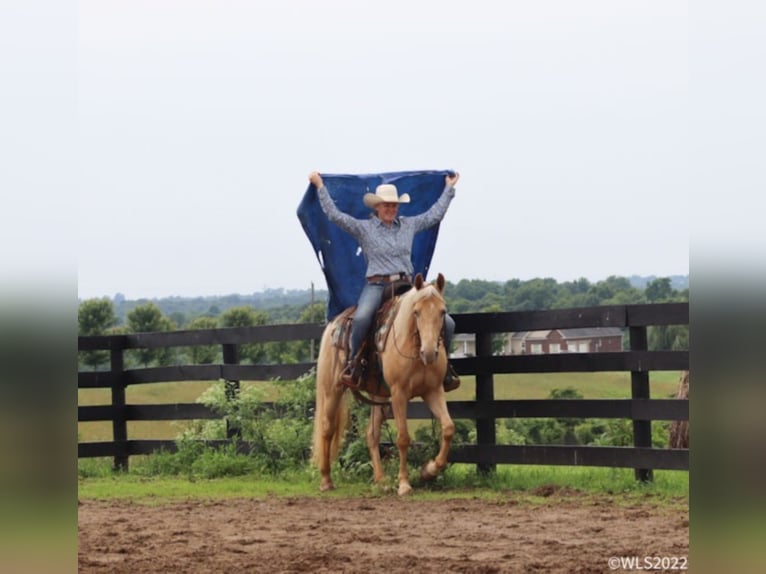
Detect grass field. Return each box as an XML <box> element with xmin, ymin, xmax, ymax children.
<box><xmin>77</xmin><ymin>462</ymin><xmax>689</xmax><ymax>505</ymax></box>
<box><xmin>78</xmin><ymin>371</ymin><xmax>684</xmax><ymax>442</ymax></box>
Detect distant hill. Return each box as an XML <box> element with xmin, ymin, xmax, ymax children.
<box><xmin>105</xmin><ymin>274</ymin><xmax>688</xmax><ymax>325</ymax></box>
<box><xmin>111</xmin><ymin>288</ymin><xmax>329</xmax><ymax>324</ymax></box>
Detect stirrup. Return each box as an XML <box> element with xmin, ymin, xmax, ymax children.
<box><xmin>340</xmin><ymin>355</ymin><xmax>362</xmax><ymax>389</ymax></box>
<box><xmin>443</xmin><ymin>363</ymin><xmax>460</xmax><ymax>392</ymax></box>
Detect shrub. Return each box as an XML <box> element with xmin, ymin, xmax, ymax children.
<box><xmin>136</xmin><ymin>371</ymin><xmax>318</xmax><ymax>477</ymax></box>
<box><xmin>337</xmin><ymin>400</ymin><xmax>374</xmax><ymax>478</ymax></box>
<box><xmin>77</xmin><ymin>457</ymin><xmax>114</xmax><ymax>478</ymax></box>
<box><xmin>139</xmin><ymin>438</ymin><xmax>206</xmax><ymax>477</ymax></box>
<box><xmin>191</xmin><ymin>443</ymin><xmax>256</xmax><ymax>478</ymax></box>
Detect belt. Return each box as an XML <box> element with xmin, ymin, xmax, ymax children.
<box><xmin>367</xmin><ymin>272</ymin><xmax>411</xmax><ymax>283</ymax></box>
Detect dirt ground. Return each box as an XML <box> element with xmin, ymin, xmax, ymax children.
<box><xmin>78</xmin><ymin>488</ymin><xmax>689</xmax><ymax>573</ymax></box>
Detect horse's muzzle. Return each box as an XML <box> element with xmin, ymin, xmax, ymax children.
<box><xmin>419</xmin><ymin>347</ymin><xmax>439</xmax><ymax>365</ymax></box>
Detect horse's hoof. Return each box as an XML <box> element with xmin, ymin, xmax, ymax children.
<box><xmin>319</xmin><ymin>481</ymin><xmax>335</xmax><ymax>492</ymax></box>
<box><xmin>421</xmin><ymin>460</ymin><xmax>439</xmax><ymax>481</ymax></box>
<box><xmin>397</xmin><ymin>482</ymin><xmax>413</xmax><ymax>496</ymax></box>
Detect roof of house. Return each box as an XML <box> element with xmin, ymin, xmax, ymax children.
<box><xmin>451</xmin><ymin>328</ymin><xmax>624</xmax><ymax>342</ymax></box>
<box><xmin>515</xmin><ymin>328</ymin><xmax>624</xmax><ymax>341</ymax></box>
<box><xmin>524</xmin><ymin>330</ymin><xmax>552</xmax><ymax>340</ymax></box>
<box><xmin>558</xmin><ymin>327</ymin><xmax>624</xmax><ymax>338</ymax></box>
<box><xmin>453</xmin><ymin>333</ymin><xmax>475</xmax><ymax>342</ymax></box>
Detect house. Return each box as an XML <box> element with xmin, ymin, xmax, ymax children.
<box><xmin>520</xmin><ymin>328</ymin><xmax>624</xmax><ymax>354</ymax></box>
<box><xmin>452</xmin><ymin>333</ymin><xmax>477</xmax><ymax>357</ymax></box>
<box><xmin>450</xmin><ymin>328</ymin><xmax>624</xmax><ymax>357</ymax></box>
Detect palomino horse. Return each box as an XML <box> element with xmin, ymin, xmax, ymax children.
<box><xmin>312</xmin><ymin>273</ymin><xmax>455</xmax><ymax>496</ymax></box>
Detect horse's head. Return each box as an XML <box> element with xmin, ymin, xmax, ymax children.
<box><xmin>410</xmin><ymin>273</ymin><xmax>447</xmax><ymax>365</ymax></box>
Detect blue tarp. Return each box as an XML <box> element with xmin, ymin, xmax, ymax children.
<box><xmin>297</xmin><ymin>170</ymin><xmax>452</xmax><ymax>320</ymax></box>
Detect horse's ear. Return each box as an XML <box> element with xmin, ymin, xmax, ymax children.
<box><xmin>436</xmin><ymin>273</ymin><xmax>445</xmax><ymax>293</ymax></box>
<box><xmin>414</xmin><ymin>273</ymin><xmax>424</xmax><ymax>289</ymax></box>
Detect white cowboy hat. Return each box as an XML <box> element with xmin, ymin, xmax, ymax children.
<box><xmin>363</xmin><ymin>184</ymin><xmax>411</xmax><ymax>208</ymax></box>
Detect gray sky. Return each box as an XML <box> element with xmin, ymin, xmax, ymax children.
<box><xmin>9</xmin><ymin>2</ymin><xmax>699</xmax><ymax>301</ymax></box>
<box><xmin>76</xmin><ymin>1</ymin><xmax>691</xmax><ymax>300</ymax></box>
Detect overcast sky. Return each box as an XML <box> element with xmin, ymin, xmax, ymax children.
<box><xmin>13</xmin><ymin>1</ymin><xmax>745</xmax><ymax>302</ymax></box>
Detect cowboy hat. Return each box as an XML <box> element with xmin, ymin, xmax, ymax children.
<box><xmin>363</xmin><ymin>184</ymin><xmax>411</xmax><ymax>208</ymax></box>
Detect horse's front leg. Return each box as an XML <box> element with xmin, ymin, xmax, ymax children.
<box><xmin>390</xmin><ymin>389</ymin><xmax>413</xmax><ymax>496</ymax></box>
<box><xmin>420</xmin><ymin>390</ymin><xmax>455</xmax><ymax>481</ymax></box>
<box><xmin>365</xmin><ymin>400</ymin><xmax>387</xmax><ymax>485</ymax></box>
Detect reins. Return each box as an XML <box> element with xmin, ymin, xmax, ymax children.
<box><xmin>391</xmin><ymin>316</ymin><xmax>422</xmax><ymax>360</ymax></box>
<box><xmin>350</xmin><ymin>387</ymin><xmax>391</xmax><ymax>407</ymax></box>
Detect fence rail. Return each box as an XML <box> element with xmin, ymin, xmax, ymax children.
<box><xmin>78</xmin><ymin>302</ymin><xmax>689</xmax><ymax>479</ymax></box>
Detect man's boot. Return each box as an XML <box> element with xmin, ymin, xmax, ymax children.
<box><xmin>443</xmin><ymin>362</ymin><xmax>460</xmax><ymax>392</ymax></box>
<box><xmin>340</xmin><ymin>352</ymin><xmax>361</xmax><ymax>388</ymax></box>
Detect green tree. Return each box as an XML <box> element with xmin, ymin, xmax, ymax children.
<box><xmin>78</xmin><ymin>298</ymin><xmax>118</xmax><ymax>370</ymax></box>
<box><xmin>78</xmin><ymin>298</ymin><xmax>118</xmax><ymax>335</ymax></box>
<box><xmin>452</xmin><ymin>278</ymin><xmax>502</xmax><ymax>301</ymax></box>
<box><xmin>186</xmin><ymin>316</ymin><xmax>220</xmax><ymax>364</ymax></box>
<box><xmin>168</xmin><ymin>311</ymin><xmax>187</xmax><ymax>328</ymax></box>
<box><xmin>564</xmin><ymin>277</ymin><xmax>592</xmax><ymax>295</ymax></box>
<box><xmin>509</xmin><ymin>278</ymin><xmax>560</xmax><ymax>310</ymax></box>
<box><xmin>447</xmin><ymin>298</ymin><xmax>473</xmax><ymax>313</ymax></box>
<box><xmin>126</xmin><ymin>302</ymin><xmax>176</xmax><ymax>366</ymax></box>
<box><xmin>220</xmin><ymin>306</ymin><xmax>269</xmax><ymax>363</ymax></box>
<box><xmin>645</xmin><ymin>277</ymin><xmax>673</xmax><ymax>302</ymax></box>
<box><xmin>288</xmin><ymin>302</ymin><xmax>326</xmax><ymax>362</ymax></box>
<box><xmin>649</xmin><ymin>324</ymin><xmax>689</xmax><ymax>351</ymax></box>
<box><xmin>644</xmin><ymin>278</ymin><xmax>688</xmax><ymax>351</ymax></box>
<box><xmin>548</xmin><ymin>387</ymin><xmax>584</xmax><ymax>444</ymax></box>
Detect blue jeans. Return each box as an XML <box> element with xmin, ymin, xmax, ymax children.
<box><xmin>349</xmin><ymin>282</ymin><xmax>455</xmax><ymax>359</ymax></box>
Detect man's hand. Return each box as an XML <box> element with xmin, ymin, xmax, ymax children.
<box><xmin>445</xmin><ymin>172</ymin><xmax>460</xmax><ymax>187</ymax></box>
<box><xmin>309</xmin><ymin>171</ymin><xmax>324</xmax><ymax>189</ymax></box>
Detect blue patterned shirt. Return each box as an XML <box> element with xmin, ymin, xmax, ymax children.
<box><xmin>317</xmin><ymin>184</ymin><xmax>455</xmax><ymax>278</ymax></box>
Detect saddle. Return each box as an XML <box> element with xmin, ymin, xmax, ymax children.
<box><xmin>331</xmin><ymin>279</ymin><xmax>412</xmax><ymax>400</ymax></box>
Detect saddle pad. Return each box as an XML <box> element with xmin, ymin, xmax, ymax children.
<box><xmin>331</xmin><ymin>307</ymin><xmax>356</xmax><ymax>350</ymax></box>
<box><xmin>375</xmin><ymin>297</ymin><xmax>400</xmax><ymax>353</ymax></box>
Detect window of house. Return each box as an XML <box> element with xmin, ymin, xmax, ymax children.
<box><xmin>530</xmin><ymin>343</ymin><xmax>542</xmax><ymax>354</ymax></box>
<box><xmin>549</xmin><ymin>343</ymin><xmax>561</xmax><ymax>354</ymax></box>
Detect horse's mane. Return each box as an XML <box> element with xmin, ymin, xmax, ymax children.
<box><xmin>400</xmin><ymin>279</ymin><xmax>444</xmax><ymax>308</ymax></box>
<box><xmin>396</xmin><ymin>277</ymin><xmax>446</xmax><ymax>327</ymax></box>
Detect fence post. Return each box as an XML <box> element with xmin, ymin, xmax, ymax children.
<box><xmin>110</xmin><ymin>345</ymin><xmax>128</xmax><ymax>471</ymax></box>
<box><xmin>222</xmin><ymin>343</ymin><xmax>241</xmax><ymax>440</ymax></box>
<box><xmin>475</xmin><ymin>331</ymin><xmax>496</xmax><ymax>475</ymax></box>
<box><xmin>629</xmin><ymin>325</ymin><xmax>653</xmax><ymax>482</ymax></box>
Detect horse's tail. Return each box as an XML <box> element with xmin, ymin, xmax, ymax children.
<box><xmin>311</xmin><ymin>324</ymin><xmax>349</xmax><ymax>468</ymax></box>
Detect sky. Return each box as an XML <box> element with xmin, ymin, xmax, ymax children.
<box><xmin>8</xmin><ymin>1</ymin><xmax>765</xmax><ymax>303</ymax></box>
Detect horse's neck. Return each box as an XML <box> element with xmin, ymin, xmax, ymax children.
<box><xmin>392</xmin><ymin>286</ymin><xmax>436</xmax><ymax>342</ymax></box>
<box><xmin>391</xmin><ymin>293</ymin><xmax>417</xmax><ymax>347</ymax></box>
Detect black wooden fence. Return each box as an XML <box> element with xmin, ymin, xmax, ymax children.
<box><xmin>78</xmin><ymin>302</ymin><xmax>689</xmax><ymax>480</ymax></box>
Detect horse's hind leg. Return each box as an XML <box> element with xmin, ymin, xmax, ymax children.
<box><xmin>420</xmin><ymin>391</ymin><xmax>456</xmax><ymax>481</ymax></box>
<box><xmin>365</xmin><ymin>401</ymin><xmax>387</xmax><ymax>485</ymax></box>
<box><xmin>314</xmin><ymin>341</ymin><xmax>347</xmax><ymax>492</ymax></box>
<box><xmin>317</xmin><ymin>384</ymin><xmax>345</xmax><ymax>492</ymax></box>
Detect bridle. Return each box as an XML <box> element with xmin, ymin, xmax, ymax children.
<box><xmin>391</xmin><ymin>289</ymin><xmax>444</xmax><ymax>361</ymax></box>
